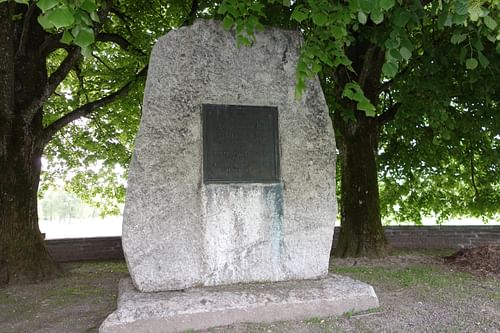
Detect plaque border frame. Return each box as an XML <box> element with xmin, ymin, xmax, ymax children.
<box><xmin>202</xmin><ymin>104</ymin><xmax>281</xmax><ymax>184</ymax></box>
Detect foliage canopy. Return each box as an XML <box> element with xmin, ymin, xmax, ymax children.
<box><xmin>5</xmin><ymin>0</ymin><xmax>498</xmax><ymax>221</ymax></box>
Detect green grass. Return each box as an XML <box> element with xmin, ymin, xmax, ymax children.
<box><xmin>0</xmin><ymin>291</ymin><xmax>16</xmax><ymax>305</ymax></box>
<box><xmin>44</xmin><ymin>284</ymin><xmax>105</xmax><ymax>306</ymax></box>
<box><xmin>48</xmin><ymin>285</ymin><xmax>104</xmax><ymax>298</ymax></box>
<box><xmin>332</xmin><ymin>264</ymin><xmax>474</xmax><ymax>290</ymax></box>
<box><xmin>389</xmin><ymin>248</ymin><xmax>456</xmax><ymax>257</ymax></box>
<box><xmin>66</xmin><ymin>260</ymin><xmax>129</xmax><ymax>276</ymax></box>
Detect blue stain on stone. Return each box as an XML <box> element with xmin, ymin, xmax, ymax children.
<box><xmin>263</xmin><ymin>184</ymin><xmax>284</xmax><ymax>271</ymax></box>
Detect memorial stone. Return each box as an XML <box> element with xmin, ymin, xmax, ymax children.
<box><xmin>122</xmin><ymin>19</ymin><xmax>337</xmax><ymax>292</ymax></box>
<box><xmin>100</xmin><ymin>19</ymin><xmax>379</xmax><ymax>333</ymax></box>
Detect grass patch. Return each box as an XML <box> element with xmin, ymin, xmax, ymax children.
<box><xmin>44</xmin><ymin>284</ymin><xmax>105</xmax><ymax>306</ymax></box>
<box><xmin>48</xmin><ymin>285</ymin><xmax>104</xmax><ymax>298</ymax></box>
<box><xmin>389</xmin><ymin>248</ymin><xmax>456</xmax><ymax>257</ymax></box>
<box><xmin>332</xmin><ymin>264</ymin><xmax>473</xmax><ymax>290</ymax></box>
<box><xmin>66</xmin><ymin>260</ymin><xmax>129</xmax><ymax>276</ymax></box>
<box><xmin>0</xmin><ymin>291</ymin><xmax>13</xmax><ymax>304</ymax></box>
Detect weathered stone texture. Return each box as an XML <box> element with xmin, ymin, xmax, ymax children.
<box><xmin>99</xmin><ymin>275</ymin><xmax>379</xmax><ymax>333</ymax></box>
<box><xmin>122</xmin><ymin>19</ymin><xmax>337</xmax><ymax>292</ymax></box>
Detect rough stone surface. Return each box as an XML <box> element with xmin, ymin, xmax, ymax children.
<box><xmin>99</xmin><ymin>275</ymin><xmax>379</xmax><ymax>333</ymax></box>
<box><xmin>122</xmin><ymin>19</ymin><xmax>337</xmax><ymax>292</ymax></box>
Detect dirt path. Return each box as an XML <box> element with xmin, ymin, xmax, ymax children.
<box><xmin>0</xmin><ymin>251</ymin><xmax>498</xmax><ymax>333</ymax></box>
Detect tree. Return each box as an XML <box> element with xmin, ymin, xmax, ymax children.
<box><xmin>379</xmin><ymin>43</ymin><xmax>499</xmax><ymax>224</ymax></box>
<box><xmin>219</xmin><ymin>0</ymin><xmax>499</xmax><ymax>256</ymax></box>
<box><xmin>1</xmin><ymin>0</ymin><xmax>498</xmax><ymax>285</ymax></box>
<box><xmin>0</xmin><ymin>0</ymin><xmax>205</xmax><ymax>285</ymax></box>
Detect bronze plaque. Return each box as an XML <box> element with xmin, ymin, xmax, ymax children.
<box><xmin>203</xmin><ymin>104</ymin><xmax>280</xmax><ymax>183</ymax></box>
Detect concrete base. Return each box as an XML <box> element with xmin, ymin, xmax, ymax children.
<box><xmin>99</xmin><ymin>274</ymin><xmax>379</xmax><ymax>333</ymax></box>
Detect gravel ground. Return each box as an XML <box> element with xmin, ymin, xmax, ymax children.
<box><xmin>0</xmin><ymin>251</ymin><xmax>498</xmax><ymax>333</ymax></box>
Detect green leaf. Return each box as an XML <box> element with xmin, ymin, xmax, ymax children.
<box><xmin>37</xmin><ymin>0</ymin><xmax>59</xmax><ymax>12</ymax></box>
<box><xmin>452</xmin><ymin>14</ymin><xmax>468</xmax><ymax>26</ymax></box>
<box><xmin>291</xmin><ymin>6</ymin><xmax>309</xmax><ymax>23</ymax></box>
<box><xmin>60</xmin><ymin>30</ymin><xmax>73</xmax><ymax>44</ymax></box>
<box><xmin>450</xmin><ymin>33</ymin><xmax>467</xmax><ymax>45</ymax></box>
<box><xmin>341</xmin><ymin>83</ymin><xmax>358</xmax><ymax>100</ymax></box>
<box><xmin>341</xmin><ymin>83</ymin><xmax>376</xmax><ymax>116</ymax></box>
<box><xmin>295</xmin><ymin>77</ymin><xmax>306</xmax><ymax>98</ymax></box>
<box><xmin>392</xmin><ymin>9</ymin><xmax>411</xmax><ymax>27</ymax></box>
<box><xmin>80</xmin><ymin>0</ymin><xmax>97</xmax><ymax>13</ymax></box>
<box><xmin>331</xmin><ymin>26</ymin><xmax>345</xmax><ymax>39</ymax></box>
<box><xmin>385</xmin><ymin>37</ymin><xmax>400</xmax><ymax>49</ymax></box>
<box><xmin>80</xmin><ymin>44</ymin><xmax>92</xmax><ymax>58</ymax></box>
<box><xmin>312</xmin><ymin>11</ymin><xmax>328</xmax><ymax>26</ymax></box>
<box><xmin>358</xmin><ymin>11</ymin><xmax>367</xmax><ymax>25</ymax></box>
<box><xmin>37</xmin><ymin>13</ymin><xmax>55</xmax><ymax>29</ymax></box>
<box><xmin>236</xmin><ymin>34</ymin><xmax>251</xmax><ymax>46</ymax></box>
<box><xmin>297</xmin><ymin>60</ymin><xmax>307</xmax><ymax>73</ymax></box>
<box><xmin>90</xmin><ymin>11</ymin><xmax>99</xmax><ymax>22</ymax></box>
<box><xmin>358</xmin><ymin>99</ymin><xmax>376</xmax><ymax>116</ymax></box>
<box><xmin>371</xmin><ymin>9</ymin><xmax>384</xmax><ymax>24</ymax></box>
<box><xmin>400</xmin><ymin>38</ymin><xmax>414</xmax><ymax>52</ymax></box>
<box><xmin>217</xmin><ymin>2</ymin><xmax>228</xmax><ymax>15</ymax></box>
<box><xmin>483</xmin><ymin>16</ymin><xmax>497</xmax><ymax>30</ymax></box>
<box><xmin>455</xmin><ymin>0</ymin><xmax>468</xmax><ymax>16</ymax></box>
<box><xmin>74</xmin><ymin>26</ymin><xmax>94</xmax><ymax>47</ymax></box>
<box><xmin>465</xmin><ymin>58</ymin><xmax>478</xmax><ymax>70</ymax></box>
<box><xmin>472</xmin><ymin>37</ymin><xmax>484</xmax><ymax>51</ymax></box>
<box><xmin>222</xmin><ymin>15</ymin><xmax>234</xmax><ymax>30</ymax></box>
<box><xmin>249</xmin><ymin>3</ymin><xmax>264</xmax><ymax>15</ymax></box>
<box><xmin>360</xmin><ymin>0</ymin><xmax>374</xmax><ymax>13</ymax></box>
<box><xmin>14</xmin><ymin>0</ymin><xmax>30</xmax><ymax>4</ymax></box>
<box><xmin>477</xmin><ymin>52</ymin><xmax>489</xmax><ymax>68</ymax></box>
<box><xmin>437</xmin><ymin>12</ymin><xmax>452</xmax><ymax>28</ymax></box>
<box><xmin>312</xmin><ymin>62</ymin><xmax>322</xmax><ymax>73</ymax></box>
<box><xmin>389</xmin><ymin>48</ymin><xmax>402</xmax><ymax>60</ymax></box>
<box><xmin>379</xmin><ymin>0</ymin><xmax>395</xmax><ymax>11</ymax></box>
<box><xmin>74</xmin><ymin>10</ymin><xmax>92</xmax><ymax>26</ymax></box>
<box><xmin>47</xmin><ymin>7</ymin><xmax>75</xmax><ymax>29</ymax></box>
<box><xmin>382</xmin><ymin>62</ymin><xmax>398</xmax><ymax>77</ymax></box>
<box><xmin>468</xmin><ymin>5</ymin><xmax>483</xmax><ymax>21</ymax></box>
<box><xmin>399</xmin><ymin>47</ymin><xmax>411</xmax><ymax>60</ymax></box>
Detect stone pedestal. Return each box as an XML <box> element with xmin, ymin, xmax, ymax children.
<box><xmin>100</xmin><ymin>275</ymin><xmax>379</xmax><ymax>333</ymax></box>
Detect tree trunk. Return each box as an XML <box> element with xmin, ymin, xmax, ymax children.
<box><xmin>0</xmin><ymin>135</ymin><xmax>59</xmax><ymax>285</ymax></box>
<box><xmin>333</xmin><ymin>115</ymin><xmax>389</xmax><ymax>257</ymax></box>
<box><xmin>0</xmin><ymin>3</ymin><xmax>59</xmax><ymax>285</ymax></box>
<box><xmin>325</xmin><ymin>39</ymin><xmax>389</xmax><ymax>258</ymax></box>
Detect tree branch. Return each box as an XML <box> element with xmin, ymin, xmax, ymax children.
<box><xmin>470</xmin><ymin>151</ymin><xmax>480</xmax><ymax>200</ymax></box>
<box><xmin>181</xmin><ymin>0</ymin><xmax>199</xmax><ymax>27</ymax></box>
<box><xmin>92</xmin><ymin>53</ymin><xmax>113</xmax><ymax>70</ymax></box>
<box><xmin>96</xmin><ymin>32</ymin><xmax>146</xmax><ymax>55</ymax></box>
<box><xmin>377</xmin><ymin>102</ymin><xmax>401</xmax><ymax>125</ymax></box>
<box><xmin>98</xmin><ymin>0</ymin><xmax>114</xmax><ymax>24</ymax></box>
<box><xmin>109</xmin><ymin>8</ymin><xmax>132</xmax><ymax>33</ymax></box>
<box><xmin>358</xmin><ymin>45</ymin><xmax>377</xmax><ymax>89</ymax></box>
<box><xmin>24</xmin><ymin>47</ymin><xmax>81</xmax><ymax>120</ymax></box>
<box><xmin>96</xmin><ymin>33</ymin><xmax>130</xmax><ymax>50</ymax></box>
<box><xmin>17</xmin><ymin>2</ymin><xmax>36</xmax><ymax>57</ymax></box>
<box><xmin>40</xmin><ymin>33</ymin><xmax>72</xmax><ymax>57</ymax></box>
<box><xmin>41</xmin><ymin>66</ymin><xmax>148</xmax><ymax>146</ymax></box>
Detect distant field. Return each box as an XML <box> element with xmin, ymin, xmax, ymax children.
<box><xmin>39</xmin><ymin>217</ymin><xmax>122</xmax><ymax>239</ymax></box>
<box><xmin>39</xmin><ymin>216</ymin><xmax>500</xmax><ymax>239</ymax></box>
